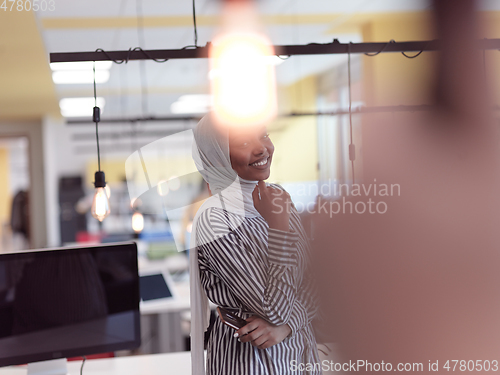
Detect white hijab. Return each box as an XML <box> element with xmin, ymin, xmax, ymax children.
<box><xmin>189</xmin><ymin>113</ymin><xmax>264</xmax><ymax>375</ymax></box>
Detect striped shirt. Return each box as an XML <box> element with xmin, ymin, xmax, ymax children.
<box><xmin>196</xmin><ymin>184</ymin><xmax>322</xmax><ymax>375</ymax></box>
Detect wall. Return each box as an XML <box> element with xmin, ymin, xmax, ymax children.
<box><xmin>0</xmin><ymin>121</ymin><xmax>47</xmax><ymax>249</ymax></box>
<box><xmin>0</xmin><ymin>148</ymin><xmax>9</xmax><ymax>242</ymax></box>
<box><xmin>360</xmin><ymin>12</ymin><xmax>436</xmax><ymax>107</ymax></box>
<box><xmin>271</xmin><ymin>75</ymin><xmax>319</xmax><ymax>184</ymax></box>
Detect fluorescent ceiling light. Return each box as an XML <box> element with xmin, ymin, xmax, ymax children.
<box><xmin>50</xmin><ymin>61</ymin><xmax>113</xmax><ymax>71</ymax></box>
<box><xmin>59</xmin><ymin>97</ymin><xmax>105</xmax><ymax>118</ymax></box>
<box><xmin>52</xmin><ymin>70</ymin><xmax>110</xmax><ymax>84</ymax></box>
<box><xmin>171</xmin><ymin>94</ymin><xmax>213</xmax><ymax>114</ymax></box>
<box><xmin>50</xmin><ymin>61</ymin><xmax>112</xmax><ymax>85</ymax></box>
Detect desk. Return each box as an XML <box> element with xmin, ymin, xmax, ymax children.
<box><xmin>137</xmin><ymin>254</ymin><xmax>191</xmax><ymax>354</ymax></box>
<box><xmin>0</xmin><ymin>352</ymin><xmax>193</xmax><ymax>375</ymax></box>
<box><xmin>140</xmin><ymin>279</ymin><xmax>190</xmax><ymax>315</ymax></box>
<box><xmin>138</xmin><ymin>279</ymin><xmax>216</xmax><ymax>354</ymax></box>
<box><xmin>138</xmin><ymin>276</ymin><xmax>190</xmax><ymax>354</ymax></box>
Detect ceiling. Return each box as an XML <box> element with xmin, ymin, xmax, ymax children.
<box><xmin>3</xmin><ymin>0</ymin><xmax>500</xmax><ymax>139</ymax></box>
<box><xmin>0</xmin><ymin>0</ymin><xmax>440</xmax><ymax>121</ymax></box>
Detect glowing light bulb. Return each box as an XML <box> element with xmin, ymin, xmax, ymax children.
<box><xmin>209</xmin><ymin>0</ymin><xmax>277</xmax><ymax>128</ymax></box>
<box><xmin>91</xmin><ymin>171</ymin><xmax>110</xmax><ymax>222</ymax></box>
<box><xmin>105</xmin><ymin>185</ymin><xmax>111</xmax><ymax>198</ymax></box>
<box><xmin>91</xmin><ymin>187</ymin><xmax>110</xmax><ymax>222</ymax></box>
<box><xmin>132</xmin><ymin>212</ymin><xmax>144</xmax><ymax>233</ymax></box>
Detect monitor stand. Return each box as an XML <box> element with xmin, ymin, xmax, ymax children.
<box><xmin>27</xmin><ymin>359</ymin><xmax>68</xmax><ymax>375</ymax></box>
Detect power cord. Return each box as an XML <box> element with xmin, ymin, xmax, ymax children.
<box><xmin>93</xmin><ymin>61</ymin><xmax>101</xmax><ymax>172</ymax></box>
<box><xmin>80</xmin><ymin>356</ymin><xmax>86</xmax><ymax>375</ymax></box>
<box><xmin>182</xmin><ymin>0</ymin><xmax>199</xmax><ymax>49</ymax></box>
<box><xmin>363</xmin><ymin>39</ymin><xmax>436</xmax><ymax>59</ymax></box>
<box><xmin>192</xmin><ymin>0</ymin><xmax>198</xmax><ymax>47</ymax></box>
<box><xmin>364</xmin><ymin>39</ymin><xmax>395</xmax><ymax>56</ymax></box>
<box><xmin>94</xmin><ymin>47</ymin><xmax>169</xmax><ymax>64</ymax></box>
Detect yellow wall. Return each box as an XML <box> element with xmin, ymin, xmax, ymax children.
<box><xmin>270</xmin><ymin>75</ymin><xmax>319</xmax><ymax>183</ymax></box>
<box><xmin>359</xmin><ymin>12</ymin><xmax>436</xmax><ymax>107</ymax></box>
<box><xmin>0</xmin><ymin>148</ymin><xmax>10</xmax><ymax>240</ymax></box>
<box><xmin>0</xmin><ymin>11</ymin><xmax>59</xmax><ymax>120</ymax></box>
<box><xmin>356</xmin><ymin>11</ymin><xmax>500</xmax><ymax>106</ymax></box>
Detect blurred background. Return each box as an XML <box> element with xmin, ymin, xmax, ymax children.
<box><xmin>2</xmin><ymin>0</ymin><xmax>500</xmax><ymax>362</ymax></box>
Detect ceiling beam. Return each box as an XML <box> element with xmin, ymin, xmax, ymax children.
<box><xmin>65</xmin><ymin>105</ymin><xmax>437</xmax><ymax>125</ymax></box>
<box><xmin>49</xmin><ymin>38</ymin><xmax>500</xmax><ymax>63</ymax></box>
<box><xmin>67</xmin><ymin>115</ymin><xmax>201</xmax><ymax>125</ymax></box>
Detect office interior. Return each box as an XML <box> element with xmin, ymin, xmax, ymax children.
<box><xmin>2</xmin><ymin>0</ymin><xmax>500</xmax><ymax>373</ymax></box>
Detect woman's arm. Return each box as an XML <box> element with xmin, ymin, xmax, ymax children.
<box><xmin>235</xmin><ymin>276</ymin><xmax>318</xmax><ymax>348</ymax></box>
<box><xmin>286</xmin><ymin>272</ymin><xmax>320</xmax><ymax>337</ymax></box>
<box><xmin>236</xmin><ymin>315</ymin><xmax>292</xmax><ymax>349</ymax></box>
<box><xmin>197</xmin><ymin>207</ymin><xmax>301</xmax><ymax>326</ymax></box>
<box><xmin>262</xmin><ymin>182</ymin><xmax>320</xmax><ymax>336</ymax></box>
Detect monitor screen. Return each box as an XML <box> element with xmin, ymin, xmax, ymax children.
<box><xmin>0</xmin><ymin>242</ymin><xmax>141</xmax><ymax>368</ymax></box>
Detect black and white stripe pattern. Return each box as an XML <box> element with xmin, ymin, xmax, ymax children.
<box><xmin>196</xmin><ymin>184</ymin><xmax>322</xmax><ymax>375</ymax></box>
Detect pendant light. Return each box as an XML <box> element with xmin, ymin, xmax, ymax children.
<box><xmin>132</xmin><ymin>211</ymin><xmax>144</xmax><ymax>233</ymax></box>
<box><xmin>90</xmin><ymin>61</ymin><xmax>111</xmax><ymax>222</ymax></box>
<box><xmin>209</xmin><ymin>0</ymin><xmax>277</xmax><ymax>128</ymax></box>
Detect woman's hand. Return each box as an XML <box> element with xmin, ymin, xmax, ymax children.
<box><xmin>252</xmin><ymin>180</ymin><xmax>291</xmax><ymax>231</ymax></box>
<box><xmin>234</xmin><ymin>316</ymin><xmax>292</xmax><ymax>350</ymax></box>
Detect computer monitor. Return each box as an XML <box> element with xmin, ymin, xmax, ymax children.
<box><xmin>0</xmin><ymin>242</ymin><xmax>141</xmax><ymax>375</ymax></box>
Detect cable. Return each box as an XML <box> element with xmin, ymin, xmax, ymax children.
<box><xmin>92</xmin><ymin>38</ymin><xmax>434</xmax><ymax>65</ymax></box>
<box><xmin>363</xmin><ymin>39</ymin><xmax>430</xmax><ymax>59</ymax></box>
<box><xmin>131</xmin><ymin>47</ymin><xmax>169</xmax><ymax>63</ymax></box>
<box><xmin>136</xmin><ymin>0</ymin><xmax>145</xmax><ymax>49</ymax></box>
<box><xmin>93</xmin><ymin>61</ymin><xmax>101</xmax><ymax>172</ymax></box>
<box><xmin>181</xmin><ymin>0</ymin><xmax>200</xmax><ymax>49</ymax></box>
<box><xmin>192</xmin><ymin>0</ymin><xmax>198</xmax><ymax>47</ymax></box>
<box><xmin>95</xmin><ymin>48</ymin><xmax>172</xmax><ymax>119</ymax></box>
<box><xmin>93</xmin><ymin>62</ymin><xmax>97</xmax><ymax>108</ymax></box>
<box><xmin>93</xmin><ymin>0</ymin><xmax>171</xmax><ymax>66</ymax></box>
<box><xmin>347</xmin><ymin>44</ymin><xmax>353</xmax><ymax>146</ymax></box>
<box><xmin>94</xmin><ymin>47</ymin><xmax>169</xmax><ymax>64</ymax></box>
<box><xmin>401</xmin><ymin>50</ymin><xmax>424</xmax><ymax>58</ymax></box>
<box><xmin>291</xmin><ymin>0</ymin><xmax>303</xmax><ymax>111</ymax></box>
<box><xmin>136</xmin><ymin>0</ymin><xmax>149</xmax><ymax>117</ymax></box>
<box><xmin>110</xmin><ymin>0</ymin><xmax>128</xmax><ymax>50</ymax></box>
<box><xmin>94</xmin><ymin>48</ymin><xmax>127</xmax><ymax>64</ymax></box>
<box><xmin>80</xmin><ymin>356</ymin><xmax>86</xmax><ymax>375</ymax></box>
<box><xmin>364</xmin><ymin>39</ymin><xmax>395</xmax><ymax>56</ymax></box>
<box><xmin>347</xmin><ymin>43</ymin><xmax>355</xmax><ymax>185</ymax></box>
<box><xmin>401</xmin><ymin>40</ymin><xmax>435</xmax><ymax>58</ymax></box>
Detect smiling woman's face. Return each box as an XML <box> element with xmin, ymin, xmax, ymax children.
<box><xmin>228</xmin><ymin>125</ymin><xmax>274</xmax><ymax>181</ymax></box>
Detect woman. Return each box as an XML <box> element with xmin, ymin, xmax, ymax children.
<box><xmin>190</xmin><ymin>113</ymin><xmax>321</xmax><ymax>375</ymax></box>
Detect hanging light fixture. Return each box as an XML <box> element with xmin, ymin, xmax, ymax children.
<box><xmin>132</xmin><ymin>211</ymin><xmax>144</xmax><ymax>233</ymax></box>
<box><xmin>209</xmin><ymin>0</ymin><xmax>277</xmax><ymax>128</ymax></box>
<box><xmin>90</xmin><ymin>61</ymin><xmax>111</xmax><ymax>222</ymax></box>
